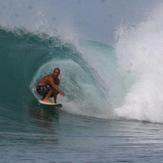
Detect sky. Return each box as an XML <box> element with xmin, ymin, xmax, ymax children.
<box><xmin>54</xmin><ymin>0</ymin><xmax>162</xmax><ymax>43</ymax></box>
<box><xmin>0</xmin><ymin>0</ymin><xmax>162</xmax><ymax>43</ymax></box>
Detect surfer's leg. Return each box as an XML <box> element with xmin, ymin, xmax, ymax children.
<box><xmin>42</xmin><ymin>89</ymin><xmax>53</xmax><ymax>102</ymax></box>
<box><xmin>53</xmin><ymin>91</ymin><xmax>59</xmax><ymax>103</ymax></box>
<box><xmin>41</xmin><ymin>85</ymin><xmax>53</xmax><ymax>102</ymax></box>
<box><xmin>53</xmin><ymin>95</ymin><xmax>57</xmax><ymax>103</ymax></box>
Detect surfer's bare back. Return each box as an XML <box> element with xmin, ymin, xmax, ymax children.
<box><xmin>36</xmin><ymin>68</ymin><xmax>64</xmax><ymax>103</ymax></box>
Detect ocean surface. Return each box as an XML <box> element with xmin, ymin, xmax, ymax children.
<box><xmin>1</xmin><ymin>113</ymin><xmax>163</xmax><ymax>163</ymax></box>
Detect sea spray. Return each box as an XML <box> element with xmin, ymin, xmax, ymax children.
<box><xmin>114</xmin><ymin>3</ymin><xmax>163</xmax><ymax>122</ymax></box>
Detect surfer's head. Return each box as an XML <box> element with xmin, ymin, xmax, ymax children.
<box><xmin>52</xmin><ymin>68</ymin><xmax>60</xmax><ymax>77</ymax></box>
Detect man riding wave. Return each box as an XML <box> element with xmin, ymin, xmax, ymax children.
<box><xmin>36</xmin><ymin>68</ymin><xmax>64</xmax><ymax>103</ymax></box>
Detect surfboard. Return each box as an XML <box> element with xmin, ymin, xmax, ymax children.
<box><xmin>39</xmin><ymin>100</ymin><xmax>62</xmax><ymax>108</ymax></box>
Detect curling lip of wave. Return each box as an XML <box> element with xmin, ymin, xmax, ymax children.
<box><xmin>0</xmin><ymin>27</ymin><xmax>120</xmax><ymax>119</ymax></box>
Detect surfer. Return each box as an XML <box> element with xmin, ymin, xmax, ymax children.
<box><xmin>36</xmin><ymin>68</ymin><xmax>64</xmax><ymax>103</ymax></box>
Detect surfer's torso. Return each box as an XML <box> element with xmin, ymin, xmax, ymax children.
<box><xmin>38</xmin><ymin>74</ymin><xmax>60</xmax><ymax>87</ymax></box>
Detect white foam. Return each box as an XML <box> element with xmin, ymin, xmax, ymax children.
<box><xmin>114</xmin><ymin>3</ymin><xmax>163</xmax><ymax>122</ymax></box>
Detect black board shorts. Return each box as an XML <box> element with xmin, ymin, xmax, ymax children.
<box><xmin>36</xmin><ymin>84</ymin><xmax>51</xmax><ymax>97</ymax></box>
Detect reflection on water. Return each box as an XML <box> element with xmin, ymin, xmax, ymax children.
<box><xmin>29</xmin><ymin>101</ymin><xmax>60</xmax><ymax>132</ymax></box>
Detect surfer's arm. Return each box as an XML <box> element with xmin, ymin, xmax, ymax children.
<box><xmin>49</xmin><ymin>77</ymin><xmax>64</xmax><ymax>96</ymax></box>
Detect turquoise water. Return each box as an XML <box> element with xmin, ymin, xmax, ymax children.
<box><xmin>1</xmin><ymin>28</ymin><xmax>163</xmax><ymax>162</ymax></box>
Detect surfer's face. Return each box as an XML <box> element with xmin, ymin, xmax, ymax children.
<box><xmin>53</xmin><ymin>69</ymin><xmax>60</xmax><ymax>77</ymax></box>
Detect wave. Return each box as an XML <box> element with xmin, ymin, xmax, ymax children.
<box><xmin>114</xmin><ymin>3</ymin><xmax>163</xmax><ymax>123</ymax></box>
<box><xmin>0</xmin><ymin>27</ymin><xmax>127</xmax><ymax>120</ymax></box>
<box><xmin>2</xmin><ymin>3</ymin><xmax>163</xmax><ymax>124</ymax></box>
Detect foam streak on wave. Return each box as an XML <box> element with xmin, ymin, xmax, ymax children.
<box><xmin>114</xmin><ymin>3</ymin><xmax>163</xmax><ymax>123</ymax></box>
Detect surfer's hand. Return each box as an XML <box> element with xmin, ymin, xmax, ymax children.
<box><xmin>59</xmin><ymin>91</ymin><xmax>65</xmax><ymax>96</ymax></box>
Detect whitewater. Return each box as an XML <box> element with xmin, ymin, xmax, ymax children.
<box><xmin>114</xmin><ymin>4</ymin><xmax>163</xmax><ymax>123</ymax></box>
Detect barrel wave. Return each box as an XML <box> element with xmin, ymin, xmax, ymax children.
<box><xmin>2</xmin><ymin>12</ymin><xmax>163</xmax><ymax>126</ymax></box>
<box><xmin>0</xmin><ymin>27</ymin><xmax>126</xmax><ymax>126</ymax></box>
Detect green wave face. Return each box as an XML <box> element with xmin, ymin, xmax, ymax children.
<box><xmin>0</xmin><ymin>28</ymin><xmax>126</xmax><ymax>120</ymax></box>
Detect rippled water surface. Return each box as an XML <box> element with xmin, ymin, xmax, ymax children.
<box><xmin>1</xmin><ymin>109</ymin><xmax>163</xmax><ymax>163</ymax></box>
